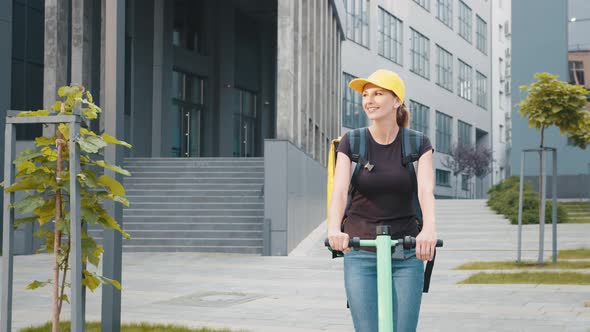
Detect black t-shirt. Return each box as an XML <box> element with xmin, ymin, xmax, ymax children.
<box><xmin>337</xmin><ymin>128</ymin><xmax>433</xmax><ymax>245</ymax></box>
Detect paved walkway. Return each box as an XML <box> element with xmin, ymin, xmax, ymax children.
<box><xmin>3</xmin><ymin>200</ymin><xmax>590</xmax><ymax>331</ymax></box>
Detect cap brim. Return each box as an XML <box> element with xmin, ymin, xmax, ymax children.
<box><xmin>348</xmin><ymin>78</ymin><xmax>392</xmax><ymax>95</ymax></box>
<box><xmin>348</xmin><ymin>78</ymin><xmax>371</xmax><ymax>94</ymax></box>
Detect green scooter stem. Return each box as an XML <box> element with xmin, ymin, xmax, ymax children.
<box><xmin>358</xmin><ymin>235</ymin><xmax>396</xmax><ymax>332</ymax></box>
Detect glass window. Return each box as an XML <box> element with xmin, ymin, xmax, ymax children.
<box><xmin>458</xmin><ymin>120</ymin><xmax>472</xmax><ymax>146</ymax></box>
<box><xmin>458</xmin><ymin>59</ymin><xmax>473</xmax><ymax>101</ymax></box>
<box><xmin>436</xmin><ymin>45</ymin><xmax>453</xmax><ymax>91</ymax></box>
<box><xmin>413</xmin><ymin>0</ymin><xmax>430</xmax><ymax>11</ymax></box>
<box><xmin>173</xmin><ymin>0</ymin><xmax>206</xmax><ymax>54</ymax></box>
<box><xmin>476</xmin><ymin>15</ymin><xmax>487</xmax><ymax>54</ymax></box>
<box><xmin>436</xmin><ymin>169</ymin><xmax>451</xmax><ymax>186</ymax></box>
<box><xmin>410</xmin><ymin>28</ymin><xmax>430</xmax><ymax>79</ymax></box>
<box><xmin>436</xmin><ymin>0</ymin><xmax>453</xmax><ymax>28</ymax></box>
<box><xmin>458</xmin><ymin>1</ymin><xmax>472</xmax><ymax>43</ymax></box>
<box><xmin>378</xmin><ymin>7</ymin><xmax>403</xmax><ymax>65</ymax></box>
<box><xmin>345</xmin><ymin>0</ymin><xmax>370</xmax><ymax>47</ymax></box>
<box><xmin>342</xmin><ymin>72</ymin><xmax>367</xmax><ymax>129</ymax></box>
<box><xmin>476</xmin><ymin>71</ymin><xmax>487</xmax><ymax>109</ymax></box>
<box><xmin>409</xmin><ymin>100</ymin><xmax>430</xmax><ymax>135</ymax></box>
<box><xmin>569</xmin><ymin>61</ymin><xmax>585</xmax><ymax>85</ymax></box>
<box><xmin>172</xmin><ymin>70</ymin><xmax>205</xmax><ymax>107</ymax></box>
<box><xmin>435</xmin><ymin>111</ymin><xmax>452</xmax><ymax>154</ymax></box>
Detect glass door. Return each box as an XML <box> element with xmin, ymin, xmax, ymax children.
<box><xmin>171</xmin><ymin>70</ymin><xmax>204</xmax><ymax>157</ymax></box>
<box><xmin>233</xmin><ymin>89</ymin><xmax>257</xmax><ymax>157</ymax></box>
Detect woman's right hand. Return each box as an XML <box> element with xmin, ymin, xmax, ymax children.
<box><xmin>328</xmin><ymin>230</ymin><xmax>351</xmax><ymax>253</ymax></box>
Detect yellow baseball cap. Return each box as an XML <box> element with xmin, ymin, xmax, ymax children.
<box><xmin>349</xmin><ymin>69</ymin><xmax>406</xmax><ymax>103</ymax></box>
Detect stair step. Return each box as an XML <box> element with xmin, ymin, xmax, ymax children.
<box><xmin>125</xmin><ymin>189</ymin><xmax>262</xmax><ymax>196</ymax></box>
<box><xmin>124</xmin><ymin>183</ymin><xmax>263</xmax><ymax>190</ymax></box>
<box><xmin>89</xmin><ymin>229</ymin><xmax>262</xmax><ymax>239</ymax></box>
<box><xmin>126</xmin><ymin>171</ymin><xmax>264</xmax><ymax>178</ymax></box>
<box><xmin>122</xmin><ymin>216</ymin><xmax>263</xmax><ymax>223</ymax></box>
<box><xmin>126</xmin><ymin>195</ymin><xmax>263</xmax><ymax>203</ymax></box>
<box><xmin>125</xmin><ymin>165</ymin><xmax>264</xmax><ymax>171</ymax></box>
<box><xmin>116</xmin><ymin>245</ymin><xmax>263</xmax><ymax>254</ymax></box>
<box><xmin>125</xmin><ymin>202</ymin><xmax>263</xmax><ymax>209</ymax></box>
<box><xmin>119</xmin><ymin>222</ymin><xmax>263</xmax><ymax>231</ymax></box>
<box><xmin>92</xmin><ymin>238</ymin><xmax>263</xmax><ymax>247</ymax></box>
<box><xmin>124</xmin><ymin>177</ymin><xmax>264</xmax><ymax>184</ymax></box>
<box><xmin>123</xmin><ymin>209</ymin><xmax>263</xmax><ymax>217</ymax></box>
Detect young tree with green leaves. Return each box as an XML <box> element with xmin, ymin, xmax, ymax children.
<box><xmin>517</xmin><ymin>72</ymin><xmax>590</xmax><ymax>264</ymax></box>
<box><xmin>4</xmin><ymin>85</ymin><xmax>131</xmax><ymax>331</ymax></box>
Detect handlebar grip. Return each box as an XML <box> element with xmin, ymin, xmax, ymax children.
<box><xmin>401</xmin><ymin>236</ymin><xmax>444</xmax><ymax>249</ymax></box>
<box><xmin>324</xmin><ymin>237</ymin><xmax>361</xmax><ymax>250</ymax></box>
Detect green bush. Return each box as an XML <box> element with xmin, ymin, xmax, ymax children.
<box><xmin>487</xmin><ymin>176</ymin><xmax>568</xmax><ymax>224</ymax></box>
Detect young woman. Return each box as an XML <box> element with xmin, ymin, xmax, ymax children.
<box><xmin>327</xmin><ymin>69</ymin><xmax>437</xmax><ymax>332</ymax></box>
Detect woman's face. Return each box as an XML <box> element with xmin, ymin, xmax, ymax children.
<box><xmin>361</xmin><ymin>83</ymin><xmax>401</xmax><ymax>122</ymax></box>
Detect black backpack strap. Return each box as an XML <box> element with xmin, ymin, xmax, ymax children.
<box><xmin>344</xmin><ymin>128</ymin><xmax>367</xmax><ymax>214</ymax></box>
<box><xmin>423</xmin><ymin>251</ymin><xmax>436</xmax><ymax>293</ymax></box>
<box><xmin>401</xmin><ymin>128</ymin><xmax>436</xmax><ymax>293</ymax></box>
<box><xmin>401</xmin><ymin>127</ymin><xmax>423</xmax><ymax>167</ymax></box>
<box><xmin>401</xmin><ymin>128</ymin><xmax>424</xmax><ymax>227</ymax></box>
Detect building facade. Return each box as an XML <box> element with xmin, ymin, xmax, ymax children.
<box><xmin>511</xmin><ymin>0</ymin><xmax>590</xmax><ymax>198</ymax></box>
<box><xmin>490</xmin><ymin>0</ymin><xmax>512</xmax><ymax>185</ymax></box>
<box><xmin>0</xmin><ymin>0</ymin><xmax>346</xmax><ymax>257</ymax></box>
<box><xmin>340</xmin><ymin>0</ymin><xmax>508</xmax><ymax>198</ymax></box>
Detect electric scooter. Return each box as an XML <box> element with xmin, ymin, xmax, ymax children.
<box><xmin>325</xmin><ymin>225</ymin><xmax>443</xmax><ymax>332</ymax></box>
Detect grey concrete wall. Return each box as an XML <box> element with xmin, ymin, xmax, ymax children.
<box><xmin>524</xmin><ymin>175</ymin><xmax>590</xmax><ymax>199</ymax></box>
<box><xmin>276</xmin><ymin>0</ymin><xmax>344</xmax><ymax>166</ymax></box>
<box><xmin>264</xmin><ymin>139</ymin><xmax>327</xmax><ymax>256</ymax></box>
<box><xmin>0</xmin><ymin>0</ymin><xmax>12</xmax><ymax>250</ymax></box>
<box><xmin>511</xmin><ymin>0</ymin><xmax>590</xmax><ymax>183</ymax></box>
<box><xmin>43</xmin><ymin>0</ymin><xmax>70</xmax><ymax>109</ymax></box>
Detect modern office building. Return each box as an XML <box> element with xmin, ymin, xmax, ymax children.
<box><xmin>340</xmin><ymin>0</ymin><xmax>511</xmax><ymax>198</ymax></box>
<box><xmin>511</xmin><ymin>0</ymin><xmax>590</xmax><ymax>198</ymax></box>
<box><xmin>0</xmin><ymin>0</ymin><xmax>346</xmax><ymax>256</ymax></box>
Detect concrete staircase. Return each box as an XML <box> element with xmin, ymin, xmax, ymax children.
<box><xmin>89</xmin><ymin>158</ymin><xmax>265</xmax><ymax>254</ymax></box>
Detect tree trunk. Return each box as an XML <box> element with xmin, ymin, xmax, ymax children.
<box><xmin>52</xmin><ymin>131</ymin><xmax>64</xmax><ymax>332</ymax></box>
<box><xmin>538</xmin><ymin>127</ymin><xmax>545</xmax><ymax>264</ymax></box>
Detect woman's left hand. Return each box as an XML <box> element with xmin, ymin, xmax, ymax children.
<box><xmin>416</xmin><ymin>227</ymin><xmax>437</xmax><ymax>261</ymax></box>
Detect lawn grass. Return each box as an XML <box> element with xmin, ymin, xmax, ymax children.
<box><xmin>557</xmin><ymin>248</ymin><xmax>590</xmax><ymax>259</ymax></box>
<box><xmin>459</xmin><ymin>272</ymin><xmax>590</xmax><ymax>285</ymax></box>
<box><xmin>20</xmin><ymin>322</ymin><xmax>249</xmax><ymax>332</ymax></box>
<box><xmin>565</xmin><ymin>217</ymin><xmax>590</xmax><ymax>223</ymax></box>
<box><xmin>455</xmin><ymin>260</ymin><xmax>590</xmax><ymax>270</ymax></box>
<box><xmin>561</xmin><ymin>202</ymin><xmax>590</xmax><ymax>223</ymax></box>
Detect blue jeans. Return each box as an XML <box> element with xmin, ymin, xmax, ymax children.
<box><xmin>344</xmin><ymin>249</ymin><xmax>424</xmax><ymax>332</ymax></box>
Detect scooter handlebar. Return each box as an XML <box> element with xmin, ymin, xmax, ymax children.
<box><xmin>324</xmin><ymin>236</ymin><xmax>443</xmax><ymax>250</ymax></box>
